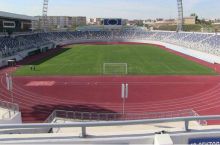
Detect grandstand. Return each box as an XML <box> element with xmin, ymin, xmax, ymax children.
<box><xmin>1</xmin><ymin>30</ymin><xmax>220</xmax><ymax>64</ymax></box>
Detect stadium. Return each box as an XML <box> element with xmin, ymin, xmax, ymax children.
<box><xmin>0</xmin><ymin>0</ymin><xmax>220</xmax><ymax>144</ymax></box>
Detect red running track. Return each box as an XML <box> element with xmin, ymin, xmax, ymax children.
<box><xmin>1</xmin><ymin>42</ymin><xmax>220</xmax><ymax>124</ymax></box>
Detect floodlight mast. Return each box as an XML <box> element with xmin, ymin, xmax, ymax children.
<box><xmin>176</xmin><ymin>0</ymin><xmax>184</xmax><ymax>32</ymax></box>
<box><xmin>42</xmin><ymin>0</ymin><xmax>49</xmax><ymax>31</ymax></box>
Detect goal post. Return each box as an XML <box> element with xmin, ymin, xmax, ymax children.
<box><xmin>103</xmin><ymin>63</ymin><xmax>128</xmax><ymax>75</ymax></box>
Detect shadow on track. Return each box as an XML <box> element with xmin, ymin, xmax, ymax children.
<box><xmin>17</xmin><ymin>48</ymin><xmax>70</xmax><ymax>66</ymax></box>
<box><xmin>22</xmin><ymin>104</ymin><xmax>119</xmax><ymax>123</ymax></box>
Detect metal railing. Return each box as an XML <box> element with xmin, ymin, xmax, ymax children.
<box><xmin>1</xmin><ymin>115</ymin><xmax>220</xmax><ymax>138</ymax></box>
<box><xmin>0</xmin><ymin>100</ymin><xmax>19</xmax><ymax>120</ymax></box>
<box><xmin>45</xmin><ymin>109</ymin><xmax>207</xmax><ymax>125</ymax></box>
<box><xmin>191</xmin><ymin>110</ymin><xmax>208</xmax><ymax>125</ymax></box>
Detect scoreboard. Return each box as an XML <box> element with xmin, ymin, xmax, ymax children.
<box><xmin>103</xmin><ymin>18</ymin><xmax>123</xmax><ymax>29</ymax></box>
<box><xmin>104</xmin><ymin>19</ymin><xmax>122</xmax><ymax>26</ymax></box>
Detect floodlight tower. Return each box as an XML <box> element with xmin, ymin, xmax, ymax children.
<box><xmin>176</xmin><ymin>0</ymin><xmax>184</xmax><ymax>32</ymax></box>
<box><xmin>42</xmin><ymin>0</ymin><xmax>49</xmax><ymax>31</ymax></box>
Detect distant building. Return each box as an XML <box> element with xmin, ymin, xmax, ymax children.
<box><xmin>156</xmin><ymin>18</ymin><xmax>164</xmax><ymax>22</ymax></box>
<box><xmin>122</xmin><ymin>19</ymin><xmax>128</xmax><ymax>25</ymax></box>
<box><xmin>155</xmin><ymin>19</ymin><xmax>176</xmax><ymax>25</ymax></box>
<box><xmin>184</xmin><ymin>16</ymin><xmax>196</xmax><ymax>25</ymax></box>
<box><xmin>213</xmin><ymin>19</ymin><xmax>220</xmax><ymax>25</ymax></box>
<box><xmin>143</xmin><ymin>19</ymin><xmax>154</xmax><ymax>25</ymax></box>
<box><xmin>127</xmin><ymin>20</ymin><xmax>144</xmax><ymax>26</ymax></box>
<box><xmin>72</xmin><ymin>17</ymin><xmax>87</xmax><ymax>27</ymax></box>
<box><xmin>88</xmin><ymin>18</ymin><xmax>95</xmax><ymax>25</ymax></box>
<box><xmin>33</xmin><ymin>16</ymin><xmax>87</xmax><ymax>30</ymax></box>
<box><xmin>95</xmin><ymin>18</ymin><xmax>103</xmax><ymax>25</ymax></box>
<box><xmin>87</xmin><ymin>18</ymin><xmax>103</xmax><ymax>25</ymax></box>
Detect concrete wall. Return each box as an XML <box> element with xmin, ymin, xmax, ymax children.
<box><xmin>0</xmin><ymin>112</ymin><xmax>21</xmax><ymax>124</ymax></box>
<box><xmin>0</xmin><ymin>111</ymin><xmax>51</xmax><ymax>134</ymax></box>
<box><xmin>2</xmin><ymin>131</ymin><xmax>220</xmax><ymax>144</ymax></box>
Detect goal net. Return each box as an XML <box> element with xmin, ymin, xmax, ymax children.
<box><xmin>103</xmin><ymin>63</ymin><xmax>128</xmax><ymax>75</ymax></box>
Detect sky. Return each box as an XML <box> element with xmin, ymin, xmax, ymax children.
<box><xmin>0</xmin><ymin>0</ymin><xmax>219</xmax><ymax>19</ymax></box>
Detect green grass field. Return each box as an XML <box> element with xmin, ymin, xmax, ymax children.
<box><xmin>14</xmin><ymin>44</ymin><xmax>217</xmax><ymax>76</ymax></box>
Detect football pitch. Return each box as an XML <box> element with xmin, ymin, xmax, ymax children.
<box><xmin>14</xmin><ymin>44</ymin><xmax>217</xmax><ymax>76</ymax></box>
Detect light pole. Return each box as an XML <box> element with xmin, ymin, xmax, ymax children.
<box><xmin>121</xmin><ymin>83</ymin><xmax>128</xmax><ymax>116</ymax></box>
<box><xmin>6</xmin><ymin>73</ymin><xmax>14</xmax><ymax>103</ymax></box>
<box><xmin>6</xmin><ymin>73</ymin><xmax>14</xmax><ymax>118</ymax></box>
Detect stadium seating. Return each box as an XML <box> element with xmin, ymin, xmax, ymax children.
<box><xmin>0</xmin><ymin>30</ymin><xmax>220</xmax><ymax>58</ymax></box>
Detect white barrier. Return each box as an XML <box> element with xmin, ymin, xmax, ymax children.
<box><xmin>136</xmin><ymin>40</ymin><xmax>220</xmax><ymax>64</ymax></box>
<box><xmin>154</xmin><ymin>134</ymin><xmax>173</xmax><ymax>145</ymax></box>
<box><xmin>0</xmin><ymin>101</ymin><xmax>21</xmax><ymax>124</ymax></box>
<box><xmin>0</xmin><ymin>115</ymin><xmax>220</xmax><ymax>144</ymax></box>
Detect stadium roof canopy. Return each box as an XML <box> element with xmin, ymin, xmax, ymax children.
<box><xmin>0</xmin><ymin>11</ymin><xmax>37</xmax><ymax>21</ymax></box>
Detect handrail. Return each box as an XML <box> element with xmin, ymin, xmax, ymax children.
<box><xmin>1</xmin><ymin>115</ymin><xmax>220</xmax><ymax>138</ymax></box>
<box><xmin>0</xmin><ymin>100</ymin><xmax>19</xmax><ymax>111</ymax></box>
<box><xmin>0</xmin><ymin>100</ymin><xmax>19</xmax><ymax>120</ymax></box>
<box><xmin>2</xmin><ymin>110</ymin><xmax>18</xmax><ymax>120</ymax></box>
<box><xmin>2</xmin><ymin>115</ymin><xmax>220</xmax><ymax>129</ymax></box>
<box><xmin>191</xmin><ymin>110</ymin><xmax>208</xmax><ymax>125</ymax></box>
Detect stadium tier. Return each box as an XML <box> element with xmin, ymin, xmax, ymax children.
<box><xmin>0</xmin><ymin>30</ymin><xmax>220</xmax><ymax>60</ymax></box>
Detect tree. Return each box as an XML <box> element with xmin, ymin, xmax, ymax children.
<box><xmin>190</xmin><ymin>13</ymin><xmax>199</xmax><ymax>23</ymax></box>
